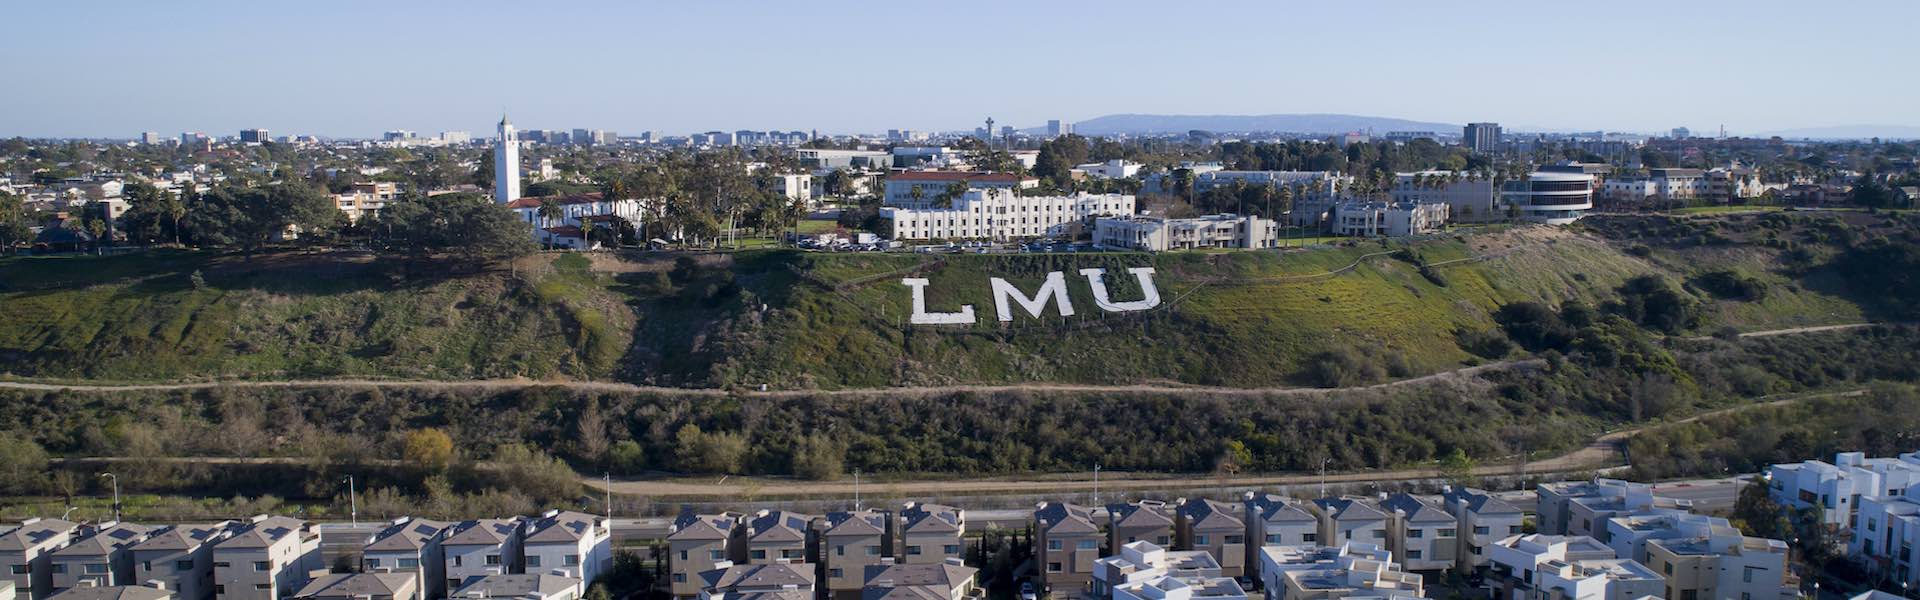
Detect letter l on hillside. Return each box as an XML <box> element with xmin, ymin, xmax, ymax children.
<box><xmin>901</xmin><ymin>278</ymin><xmax>976</xmax><ymax>325</ymax></box>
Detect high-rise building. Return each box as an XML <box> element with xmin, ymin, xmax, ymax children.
<box><xmin>383</xmin><ymin>130</ymin><xmax>416</xmax><ymax>142</ymax></box>
<box><xmin>140</xmin><ymin>132</ymin><xmax>162</xmax><ymax>144</ymax></box>
<box><xmin>1046</xmin><ymin>120</ymin><xmax>1072</xmax><ymax>138</ymax></box>
<box><xmin>440</xmin><ymin>131</ymin><xmax>471</xmax><ymax>144</ymax></box>
<box><xmin>572</xmin><ymin>128</ymin><xmax>592</xmax><ymax>145</ymax></box>
<box><xmin>495</xmin><ymin>115</ymin><xmax>520</xmax><ymax>205</ymax></box>
<box><xmin>1463</xmin><ymin>122</ymin><xmax>1501</xmax><ymax>153</ymax></box>
<box><xmin>239</xmin><ymin>129</ymin><xmax>269</xmax><ymax>143</ymax></box>
<box><xmin>1670</xmin><ymin>127</ymin><xmax>1691</xmax><ymax>139</ymax></box>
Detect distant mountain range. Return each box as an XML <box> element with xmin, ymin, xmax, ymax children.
<box><xmin>1056</xmin><ymin>113</ymin><xmax>1460</xmax><ymax>136</ymax></box>
<box><xmin>1754</xmin><ymin>125</ymin><xmax>1920</xmax><ymax>140</ymax></box>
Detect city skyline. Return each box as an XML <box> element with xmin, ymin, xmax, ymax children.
<box><xmin>4</xmin><ymin>1</ymin><xmax>1918</xmax><ymax>139</ymax></box>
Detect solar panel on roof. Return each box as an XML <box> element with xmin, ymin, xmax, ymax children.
<box><xmin>413</xmin><ymin>524</ymin><xmax>436</xmax><ymax>535</ymax></box>
<box><xmin>109</xmin><ymin>529</ymin><xmax>137</xmax><ymax>540</ymax></box>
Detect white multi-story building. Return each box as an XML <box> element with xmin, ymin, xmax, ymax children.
<box><xmin>361</xmin><ymin>518</ymin><xmax>451</xmax><ymax>600</ymax></box>
<box><xmin>442</xmin><ymin>519</ymin><xmax>525</xmax><ymax>590</ymax></box>
<box><xmin>1323</xmin><ymin>201</ymin><xmax>1448</xmax><ymax>237</ymax></box>
<box><xmin>1073</xmin><ymin>160</ymin><xmax>1142</xmax><ymax>180</ymax></box>
<box><xmin>1256</xmin><ymin>543</ymin><xmax>1424</xmax><ymax>600</ymax></box>
<box><xmin>1441</xmin><ymin>489</ymin><xmax>1523</xmax><ymax>576</ymax></box>
<box><xmin>1768</xmin><ymin>452</ymin><xmax>1920</xmax><ymax>529</ymax></box>
<box><xmin>883</xmin><ymin>189</ymin><xmax>1133</xmax><ymax>241</ymax></box>
<box><xmin>51</xmin><ymin>523</ymin><xmax>156</xmax><ymax>594</ymax></box>
<box><xmin>1241</xmin><ymin>494</ymin><xmax>1319</xmax><ymax>584</ymax></box>
<box><xmin>1380</xmin><ymin>495</ymin><xmax>1457</xmax><ymax>573</ymax></box>
<box><xmin>2</xmin><ymin>519</ymin><xmax>82</xmax><ymax>600</ymax></box>
<box><xmin>1501</xmin><ymin>172</ymin><xmax>1594</xmax><ymax>225</ymax></box>
<box><xmin>210</xmin><ymin>516</ymin><xmax>322</xmax><ymax>600</ymax></box>
<box><xmin>1091</xmin><ymin>542</ymin><xmax>1220</xmax><ymax>600</ymax></box>
<box><xmin>1486</xmin><ymin>534</ymin><xmax>1661</xmax><ymax>600</ymax></box>
<box><xmin>1856</xmin><ymin>488</ymin><xmax>1920</xmax><ymax>589</ymax></box>
<box><xmin>521</xmin><ymin>512</ymin><xmax>610</xmax><ymax>584</ymax></box>
<box><xmin>1310</xmin><ymin>498</ymin><xmax>1390</xmax><ymax>548</ymax></box>
<box><xmin>1536</xmin><ymin>479</ymin><xmax>1689</xmax><ymax>542</ymax></box>
<box><xmin>1094</xmin><ymin>214</ymin><xmax>1277</xmax><ymax>251</ymax></box>
<box><xmin>129</xmin><ymin>523</ymin><xmax>237</xmax><ymax>600</ymax></box>
<box><xmin>1391</xmin><ymin>171</ymin><xmax>1497</xmax><ymax>222</ymax></box>
<box><xmin>506</xmin><ymin>193</ymin><xmax>647</xmax><ymax>250</ymax></box>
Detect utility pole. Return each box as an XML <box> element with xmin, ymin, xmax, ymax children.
<box><xmin>854</xmin><ymin>469</ymin><xmax>862</xmax><ymax>510</ymax></box>
<box><xmin>97</xmin><ymin>473</ymin><xmax>119</xmax><ymax>522</ymax></box>
<box><xmin>1319</xmin><ymin>457</ymin><xmax>1332</xmax><ymax>499</ymax></box>
<box><xmin>1093</xmin><ymin>463</ymin><xmax>1101</xmax><ymax>507</ymax></box>
<box><xmin>344</xmin><ymin>475</ymin><xmax>358</xmax><ymax>528</ymax></box>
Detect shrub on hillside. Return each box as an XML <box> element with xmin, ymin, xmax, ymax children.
<box><xmin>1301</xmin><ymin>347</ymin><xmax>1385</xmax><ymax>388</ymax></box>
<box><xmin>1605</xmin><ymin>275</ymin><xmax>1701</xmax><ymax>334</ymax></box>
<box><xmin>1495</xmin><ymin>302</ymin><xmax>1573</xmax><ymax>351</ymax></box>
<box><xmin>1691</xmin><ymin>270</ymin><xmax>1769</xmax><ymax>301</ymax></box>
<box><xmin>1455</xmin><ymin>328</ymin><xmax>1515</xmax><ymax>359</ymax></box>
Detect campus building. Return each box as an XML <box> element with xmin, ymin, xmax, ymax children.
<box><xmin>1093</xmin><ymin>214</ymin><xmax>1277</xmax><ymax>251</ymax></box>
<box><xmin>883</xmin><ymin>189</ymin><xmax>1133</xmax><ymax>241</ymax></box>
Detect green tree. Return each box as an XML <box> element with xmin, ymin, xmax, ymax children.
<box><xmin>0</xmin><ymin>432</ymin><xmax>48</xmax><ymax>494</ymax></box>
<box><xmin>182</xmin><ymin>184</ymin><xmax>335</xmax><ymax>258</ymax></box>
<box><xmin>1732</xmin><ymin>477</ymin><xmax>1790</xmax><ymax>540</ymax></box>
<box><xmin>790</xmin><ymin>434</ymin><xmax>846</xmax><ymax>481</ymax></box>
<box><xmin>1437</xmin><ymin>448</ymin><xmax>1478</xmax><ymax>488</ymax></box>
<box><xmin>674</xmin><ymin>424</ymin><xmax>747</xmax><ymax>474</ymax></box>
<box><xmin>0</xmin><ymin>192</ymin><xmax>30</xmax><ymax>254</ymax></box>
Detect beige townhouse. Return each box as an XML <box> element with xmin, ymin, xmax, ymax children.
<box><xmin>210</xmin><ymin>516</ymin><xmax>322</xmax><ymax>600</ymax></box>
<box><xmin>896</xmin><ymin>504</ymin><xmax>965</xmax><ymax>565</ymax></box>
<box><xmin>1173</xmin><ymin>499</ymin><xmax>1245</xmax><ymax>578</ymax></box>
<box><xmin>2</xmin><ymin>518</ymin><xmax>82</xmax><ymax>600</ymax></box>
<box><xmin>1033</xmin><ymin>502</ymin><xmax>1102</xmax><ymax>598</ymax></box>
<box><xmin>51</xmin><ymin>524</ymin><xmax>156</xmax><ymax>594</ymax></box>
<box><xmin>128</xmin><ymin>523</ymin><xmax>236</xmax><ymax>600</ymax></box>
<box><xmin>815</xmin><ymin>511</ymin><xmax>889</xmax><ymax>600</ymax></box>
<box><xmin>667</xmin><ymin>513</ymin><xmax>739</xmax><ymax>599</ymax></box>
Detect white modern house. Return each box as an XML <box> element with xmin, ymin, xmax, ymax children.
<box><xmin>1256</xmin><ymin>543</ymin><xmax>1423</xmax><ymax>600</ymax></box>
<box><xmin>1093</xmin><ymin>214</ymin><xmax>1277</xmax><ymax>251</ymax></box>
<box><xmin>1500</xmin><ymin>172</ymin><xmax>1594</xmax><ymax>224</ymax></box>
<box><xmin>1485</xmin><ymin>534</ymin><xmax>1660</xmax><ymax>600</ymax></box>
<box><xmin>1768</xmin><ymin>452</ymin><xmax>1920</xmax><ymax>529</ymax></box>
<box><xmin>1072</xmin><ymin>160</ymin><xmax>1142</xmax><ymax>180</ymax></box>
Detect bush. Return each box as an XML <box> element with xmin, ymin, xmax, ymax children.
<box><xmin>1606</xmin><ymin>275</ymin><xmax>1700</xmax><ymax>334</ymax></box>
<box><xmin>1455</xmin><ymin>328</ymin><xmax>1514</xmax><ymax>359</ymax></box>
<box><xmin>1691</xmin><ymin>270</ymin><xmax>1769</xmax><ymax>301</ymax></box>
<box><xmin>1301</xmin><ymin>347</ymin><xmax>1385</xmax><ymax>388</ymax></box>
<box><xmin>1495</xmin><ymin>302</ymin><xmax>1573</xmax><ymax>351</ymax></box>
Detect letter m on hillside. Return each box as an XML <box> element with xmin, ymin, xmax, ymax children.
<box><xmin>990</xmin><ymin>272</ymin><xmax>1076</xmax><ymax>322</ymax></box>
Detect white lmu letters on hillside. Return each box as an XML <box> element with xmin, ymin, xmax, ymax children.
<box><xmin>902</xmin><ymin>267</ymin><xmax>1162</xmax><ymax>325</ymax></box>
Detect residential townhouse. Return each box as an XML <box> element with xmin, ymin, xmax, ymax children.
<box><xmin>1486</xmin><ymin>535</ymin><xmax>1655</xmax><ymax>600</ymax></box>
<box><xmin>288</xmin><ymin>573</ymin><xmax>417</xmax><ymax>600</ymax></box>
<box><xmin>210</xmin><ymin>516</ymin><xmax>322</xmax><ymax>600</ymax></box>
<box><xmin>1440</xmin><ymin>488</ymin><xmax>1523</xmax><ymax>577</ymax></box>
<box><xmin>522</xmin><ymin>512</ymin><xmax>610</xmax><ymax>584</ymax></box>
<box><xmin>816</xmin><ymin>511</ymin><xmax>890</xmax><ymax>600</ymax></box>
<box><xmin>441</xmin><ymin>519</ymin><xmax>525</xmax><ymax>590</ymax></box>
<box><xmin>1309</xmin><ymin>499</ymin><xmax>1389</xmax><ymax>548</ymax></box>
<box><xmin>1639</xmin><ymin>525</ymin><xmax>1788</xmax><ymax>600</ymax></box>
<box><xmin>1855</xmin><ymin>489</ymin><xmax>1920</xmax><ymax>589</ymax></box>
<box><xmin>1378</xmin><ymin>495</ymin><xmax>1455</xmax><ymax>573</ymax></box>
<box><xmin>51</xmin><ymin>524</ymin><xmax>157</xmax><ymax>594</ymax></box>
<box><xmin>1107</xmin><ymin>502</ymin><xmax>1175</xmax><ymax>555</ymax></box>
<box><xmin>895</xmin><ymin>504</ymin><xmax>964</xmax><ymax>565</ymax></box>
<box><xmin>361</xmin><ymin>518</ymin><xmax>452</xmax><ymax>600</ymax></box>
<box><xmin>46</xmin><ymin>587</ymin><xmax>172</xmax><ymax>600</ymax></box>
<box><xmin>1256</xmin><ymin>543</ymin><xmax>1423</xmax><ymax>600</ymax></box>
<box><xmin>667</xmin><ymin>513</ymin><xmax>740</xmax><ymax>599</ymax></box>
<box><xmin>1092</xmin><ymin>542</ymin><xmax>1220</xmax><ymax>600</ymax></box>
<box><xmin>128</xmin><ymin>523</ymin><xmax>236</xmax><ymax>600</ymax></box>
<box><xmin>696</xmin><ymin>563</ymin><xmax>814</xmax><ymax>600</ymax></box>
<box><xmin>1033</xmin><ymin>502</ymin><xmax>1102</xmax><ymax>597</ymax></box>
<box><xmin>1173</xmin><ymin>500</ymin><xmax>1245</xmax><ymax>578</ymax></box>
<box><xmin>739</xmin><ymin>512</ymin><xmax>815</xmax><ymax>566</ymax></box>
<box><xmin>450</xmin><ymin>574</ymin><xmax>582</xmax><ymax>600</ymax></box>
<box><xmin>1242</xmin><ymin>494</ymin><xmax>1319</xmax><ymax>580</ymax></box>
<box><xmin>860</xmin><ymin>561</ymin><xmax>977</xmax><ymax>600</ymax></box>
<box><xmin>3</xmin><ymin>519</ymin><xmax>84</xmax><ymax>600</ymax></box>
<box><xmin>1768</xmin><ymin>451</ymin><xmax>1920</xmax><ymax>529</ymax></box>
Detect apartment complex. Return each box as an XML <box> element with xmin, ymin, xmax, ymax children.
<box><xmin>882</xmin><ymin>171</ymin><xmax>1039</xmax><ymax>209</ymax></box>
<box><xmin>1310</xmin><ymin>498</ymin><xmax>1389</xmax><ymax>547</ymax></box>
<box><xmin>1440</xmin><ymin>489</ymin><xmax>1523</xmax><ymax>577</ymax></box>
<box><xmin>666</xmin><ymin>513</ymin><xmax>740</xmax><ymax>599</ymax></box>
<box><xmin>209</xmin><ymin>516</ymin><xmax>322</xmax><ymax>600</ymax></box>
<box><xmin>815</xmin><ymin>510</ymin><xmax>889</xmax><ymax>600</ymax></box>
<box><xmin>1487</xmin><ymin>534</ymin><xmax>1660</xmax><ymax>600</ymax></box>
<box><xmin>740</xmin><ymin>511</ymin><xmax>815</xmax><ymax>565</ymax></box>
<box><xmin>1768</xmin><ymin>451</ymin><xmax>1920</xmax><ymax>529</ymax></box>
<box><xmin>360</xmin><ymin>518</ymin><xmax>450</xmax><ymax>600</ymax></box>
<box><xmin>1107</xmin><ymin>502</ymin><xmax>1175</xmax><ymax>554</ymax></box>
<box><xmin>883</xmin><ymin>189</ymin><xmax>1134</xmax><ymax>241</ymax></box>
<box><xmin>1379</xmin><ymin>495</ymin><xmax>1455</xmax><ymax>573</ymax></box>
<box><xmin>51</xmin><ymin>524</ymin><xmax>156</xmax><ymax>593</ymax></box>
<box><xmin>521</xmin><ymin>512</ymin><xmax>610</xmax><ymax>583</ymax></box>
<box><xmin>1033</xmin><ymin>503</ymin><xmax>1102</xmax><ymax>597</ymax></box>
<box><xmin>1536</xmin><ymin>479</ymin><xmax>1687</xmax><ymax>541</ymax></box>
<box><xmin>1093</xmin><ymin>215</ymin><xmax>1278</xmax><ymax>252</ymax></box>
<box><xmin>1242</xmin><ymin>494</ymin><xmax>1319</xmax><ymax>582</ymax></box>
<box><xmin>895</xmin><ymin>504</ymin><xmax>964</xmax><ymax>565</ymax></box>
<box><xmin>1173</xmin><ymin>500</ymin><xmax>1245</xmax><ymax>579</ymax></box>
<box><xmin>2</xmin><ymin>519</ymin><xmax>82</xmax><ymax>600</ymax></box>
<box><xmin>441</xmin><ymin>519</ymin><xmax>524</xmax><ymax>589</ymax></box>
<box><xmin>129</xmin><ymin>523</ymin><xmax>236</xmax><ymax>600</ymax></box>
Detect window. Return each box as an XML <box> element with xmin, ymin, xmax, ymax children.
<box><xmin>835</xmin><ymin>545</ymin><xmax>845</xmax><ymax>557</ymax></box>
<box><xmin>253</xmin><ymin>561</ymin><xmax>270</xmax><ymax>572</ymax></box>
<box><xmin>527</xmin><ymin>556</ymin><xmax>543</xmax><ymax>568</ymax></box>
<box><xmin>1509</xmin><ymin>526</ymin><xmax>1522</xmax><ymax>534</ymax></box>
<box><xmin>709</xmin><ymin>550</ymin><xmax>724</xmax><ymax>560</ymax></box>
<box><xmin>944</xmin><ymin>545</ymin><xmax>961</xmax><ymax>555</ymax></box>
<box><xmin>176</xmin><ymin>560</ymin><xmax>195</xmax><ymax>572</ymax></box>
<box><xmin>1224</xmin><ymin>535</ymin><xmax>1243</xmax><ymax>545</ymax></box>
<box><xmin>214</xmin><ymin>586</ymin><xmax>224</xmax><ymax>595</ymax></box>
<box><xmin>453</xmin><ymin>556</ymin><xmax>464</xmax><ymax>567</ymax></box>
<box><xmin>1743</xmin><ymin>566</ymin><xmax>1762</xmax><ymax>583</ymax></box>
<box><xmin>214</xmin><ymin>562</ymin><xmax>230</xmax><ymax>568</ymax></box>
<box><xmin>749</xmin><ymin>550</ymin><xmax>766</xmax><ymax>560</ymax></box>
<box><xmin>1472</xmin><ymin>526</ymin><xmax>1489</xmax><ymax>535</ymax></box>
<box><xmin>254</xmin><ymin>584</ymin><xmax>271</xmax><ymax>591</ymax></box>
<box><xmin>1407</xmin><ymin>550</ymin><xmax>1422</xmax><ymax>559</ymax></box>
<box><xmin>1664</xmin><ymin>563</ymin><xmax>1673</xmax><ymax>575</ymax></box>
<box><xmin>485</xmin><ymin>555</ymin><xmax>501</xmax><ymax>566</ymax></box>
<box><xmin>1047</xmin><ymin>540</ymin><xmax>1062</xmax><ymax>551</ymax></box>
<box><xmin>10</xmin><ymin>565</ymin><xmax>26</xmax><ymax>575</ymax></box>
<box><xmin>1047</xmin><ymin>562</ymin><xmax>1062</xmax><ymax>573</ymax></box>
<box><xmin>1407</xmin><ymin>529</ymin><xmax>1424</xmax><ymax>539</ymax></box>
<box><xmin>1076</xmin><ymin>540</ymin><xmax>1097</xmax><ymax>550</ymax></box>
<box><xmin>1195</xmin><ymin>535</ymin><xmax>1210</xmax><ymax>546</ymax></box>
<box><xmin>448</xmin><ymin>579</ymin><xmax>461</xmax><ymax>590</ymax></box>
<box><xmin>678</xmin><ymin>550</ymin><xmax>688</xmax><ymax>561</ymax></box>
<box><xmin>365</xmin><ymin>558</ymin><xmax>381</xmax><ymax>569</ymax></box>
<box><xmin>565</xmin><ymin>555</ymin><xmax>580</xmax><ymax>567</ymax></box>
<box><xmin>398</xmin><ymin>559</ymin><xmax>419</xmax><ymax>569</ymax></box>
<box><xmin>1372</xmin><ymin>530</ymin><xmax>1386</xmax><ymax>539</ymax></box>
<box><xmin>671</xmin><ymin>574</ymin><xmax>685</xmax><ymax>584</ymax></box>
<box><xmin>1301</xmin><ymin>534</ymin><xmax>1316</xmax><ymax>543</ymax></box>
<box><xmin>907</xmin><ymin>546</ymin><xmax>922</xmax><ymax>556</ymax></box>
<box><xmin>1265</xmin><ymin>535</ymin><xmax>1283</xmax><ymax>544</ymax></box>
<box><xmin>50</xmin><ymin>564</ymin><xmax>65</xmax><ymax>574</ymax></box>
<box><xmin>829</xmin><ymin>569</ymin><xmax>843</xmax><ymax>578</ymax></box>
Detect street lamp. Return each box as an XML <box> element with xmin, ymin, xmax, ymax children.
<box><xmin>343</xmin><ymin>475</ymin><xmax>358</xmax><ymax>528</ymax></box>
<box><xmin>1319</xmin><ymin>458</ymin><xmax>1333</xmax><ymax>499</ymax></box>
<box><xmin>1093</xmin><ymin>464</ymin><xmax>1101</xmax><ymax>507</ymax></box>
<box><xmin>97</xmin><ymin>473</ymin><xmax>119</xmax><ymax>522</ymax></box>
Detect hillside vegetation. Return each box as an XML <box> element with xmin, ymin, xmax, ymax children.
<box><xmin>2</xmin><ymin>212</ymin><xmax>1909</xmax><ymax>388</ymax></box>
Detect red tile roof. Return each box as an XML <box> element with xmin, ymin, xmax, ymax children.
<box><xmin>507</xmin><ymin>192</ymin><xmax>607</xmax><ymax>209</ymax></box>
<box><xmin>889</xmin><ymin>170</ymin><xmax>1030</xmax><ymax>184</ymax></box>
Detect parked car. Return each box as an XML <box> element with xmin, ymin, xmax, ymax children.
<box><xmin>1019</xmin><ymin>582</ymin><xmax>1037</xmax><ymax>600</ymax></box>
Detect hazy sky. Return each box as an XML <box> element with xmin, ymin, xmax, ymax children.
<box><xmin>4</xmin><ymin>0</ymin><xmax>1915</xmax><ymax>139</ymax></box>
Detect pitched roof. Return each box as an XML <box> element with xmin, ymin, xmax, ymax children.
<box><xmin>745</xmin><ymin>511</ymin><xmax>815</xmax><ymax>544</ymax></box>
<box><xmin>292</xmin><ymin>573</ymin><xmax>416</xmax><ymax>599</ymax></box>
<box><xmin>1034</xmin><ymin>502</ymin><xmax>1098</xmax><ymax>536</ymax></box>
<box><xmin>1381</xmin><ymin>494</ymin><xmax>1454</xmax><ymax>524</ymax></box>
<box><xmin>364</xmin><ymin>518</ymin><xmax>453</xmax><ymax>553</ymax></box>
<box><xmin>452</xmin><ymin>573</ymin><xmax>582</xmax><ymax>599</ymax></box>
<box><xmin>444</xmin><ymin>518</ymin><xmax>521</xmax><ymax>547</ymax></box>
<box><xmin>216</xmin><ymin>516</ymin><xmax>310</xmax><ymax>550</ymax></box>
<box><xmin>900</xmin><ymin>503</ymin><xmax>963</xmax><ymax>535</ymax></box>
<box><xmin>1177</xmin><ymin>499</ymin><xmax>1245</xmax><ymax>531</ymax></box>
<box><xmin>510</xmin><ymin>192</ymin><xmax>607</xmax><ymax>210</ymax></box>
<box><xmin>669</xmin><ymin>512</ymin><xmax>739</xmax><ymax>542</ymax></box>
<box><xmin>1245</xmin><ymin>495</ymin><xmax>1316</xmax><ymax>524</ymax></box>
<box><xmin>46</xmin><ymin>586</ymin><xmax>171</xmax><ymax>600</ymax></box>
<box><xmin>56</xmin><ymin>523</ymin><xmax>157</xmax><ymax>557</ymax></box>
<box><xmin>1444</xmin><ymin>488</ymin><xmax>1522</xmax><ymax>516</ymax></box>
<box><xmin>525</xmin><ymin>512</ymin><xmax>603</xmax><ymax>545</ymax></box>
<box><xmin>700</xmin><ymin>563</ymin><xmax>815</xmax><ymax>591</ymax></box>
<box><xmin>1108</xmin><ymin>502</ymin><xmax>1174</xmax><ymax>529</ymax></box>
<box><xmin>862</xmin><ymin>562</ymin><xmax>976</xmax><ymax>589</ymax></box>
<box><xmin>819</xmin><ymin>510</ymin><xmax>888</xmax><ymax>538</ymax></box>
<box><xmin>130</xmin><ymin>523</ymin><xmax>233</xmax><ymax>552</ymax></box>
<box><xmin>1314</xmin><ymin>498</ymin><xmax>1388</xmax><ymax>523</ymax></box>
<box><xmin>0</xmin><ymin>519</ymin><xmax>79</xmax><ymax>551</ymax></box>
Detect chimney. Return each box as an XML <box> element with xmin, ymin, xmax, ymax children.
<box><xmin>145</xmin><ymin>581</ymin><xmax>167</xmax><ymax>591</ymax></box>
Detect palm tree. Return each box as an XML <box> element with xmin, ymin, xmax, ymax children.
<box><xmin>538</xmin><ymin>199</ymin><xmax>562</xmax><ymax>250</ymax></box>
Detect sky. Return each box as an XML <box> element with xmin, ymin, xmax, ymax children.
<box><xmin>4</xmin><ymin>0</ymin><xmax>1917</xmax><ymax>139</ymax></box>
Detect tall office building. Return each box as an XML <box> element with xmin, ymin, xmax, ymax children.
<box><xmin>140</xmin><ymin>132</ymin><xmax>162</xmax><ymax>144</ymax></box>
<box><xmin>1464</xmin><ymin>122</ymin><xmax>1502</xmax><ymax>153</ymax></box>
<box><xmin>495</xmin><ymin>115</ymin><xmax>520</xmax><ymax>205</ymax></box>
<box><xmin>239</xmin><ymin>129</ymin><xmax>269</xmax><ymax>143</ymax></box>
<box><xmin>1670</xmin><ymin>127</ymin><xmax>1691</xmax><ymax>139</ymax></box>
<box><xmin>1046</xmin><ymin>120</ymin><xmax>1072</xmax><ymax>138</ymax></box>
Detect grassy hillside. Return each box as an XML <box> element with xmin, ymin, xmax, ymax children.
<box><xmin>0</xmin><ymin>213</ymin><xmax>1896</xmax><ymax>387</ymax></box>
